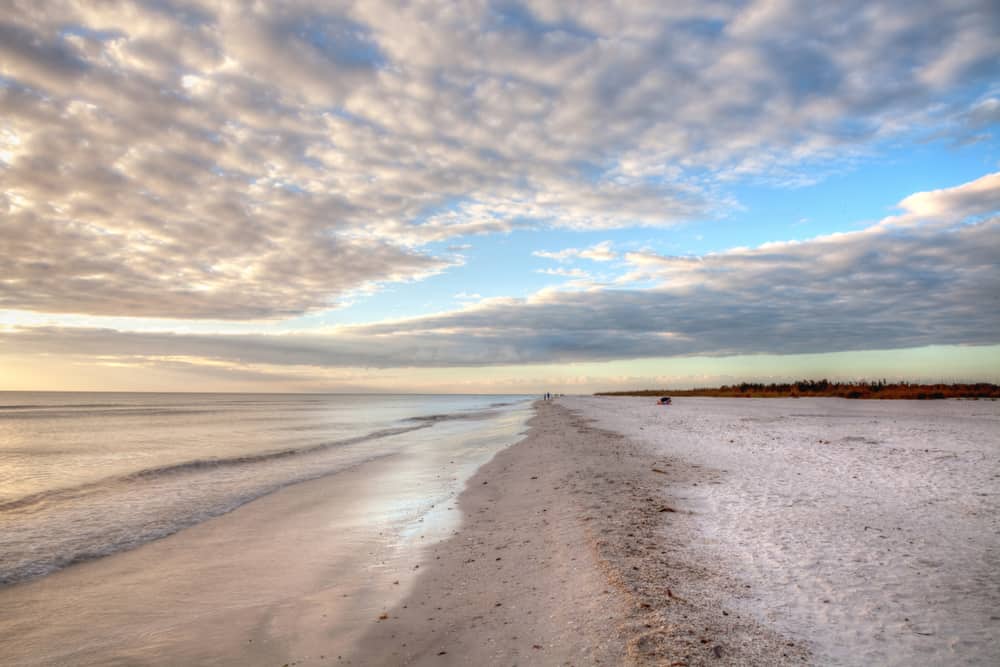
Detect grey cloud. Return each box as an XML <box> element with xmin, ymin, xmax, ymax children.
<box><xmin>2</xmin><ymin>1</ymin><xmax>998</xmax><ymax>319</ymax></box>
<box><xmin>0</xmin><ymin>206</ymin><xmax>449</xmax><ymax>318</ymax></box>
<box><xmin>962</xmin><ymin>98</ymin><xmax>1000</xmax><ymax>130</ymax></box>
<box><xmin>936</xmin><ymin>95</ymin><xmax>1000</xmax><ymax>146</ymax></box>
<box><xmin>5</xmin><ymin>180</ymin><xmax>998</xmax><ymax>367</ymax></box>
<box><xmin>0</xmin><ymin>20</ymin><xmax>89</xmax><ymax>88</ymax></box>
<box><xmin>220</xmin><ymin>5</ymin><xmax>383</xmax><ymax>106</ymax></box>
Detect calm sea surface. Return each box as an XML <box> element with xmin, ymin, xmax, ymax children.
<box><xmin>0</xmin><ymin>392</ymin><xmax>533</xmax><ymax>586</ymax></box>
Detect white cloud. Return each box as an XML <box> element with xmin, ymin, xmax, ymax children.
<box><xmin>579</xmin><ymin>241</ymin><xmax>618</xmax><ymax>262</ymax></box>
<box><xmin>0</xmin><ymin>1</ymin><xmax>997</xmax><ymax>319</ymax></box>
<box><xmin>537</xmin><ymin>267</ymin><xmax>590</xmax><ymax>278</ymax></box>
<box><xmin>890</xmin><ymin>171</ymin><xmax>1000</xmax><ymax>224</ymax></box>
<box><xmin>533</xmin><ymin>249</ymin><xmax>579</xmax><ymax>262</ymax></box>
<box><xmin>534</xmin><ymin>241</ymin><xmax>617</xmax><ymax>262</ymax></box>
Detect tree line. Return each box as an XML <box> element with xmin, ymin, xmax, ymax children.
<box><xmin>597</xmin><ymin>381</ymin><xmax>1000</xmax><ymax>400</ymax></box>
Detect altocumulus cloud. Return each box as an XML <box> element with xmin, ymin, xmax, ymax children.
<box><xmin>2</xmin><ymin>1</ymin><xmax>999</xmax><ymax>319</ymax></box>
<box><xmin>4</xmin><ymin>175</ymin><xmax>998</xmax><ymax>367</ymax></box>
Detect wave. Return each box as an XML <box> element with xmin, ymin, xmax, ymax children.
<box><xmin>0</xmin><ymin>452</ymin><xmax>396</xmax><ymax>587</ymax></box>
<box><xmin>405</xmin><ymin>409</ymin><xmax>499</xmax><ymax>423</ymax></box>
<box><xmin>0</xmin><ymin>422</ymin><xmax>432</xmax><ymax>515</ymax></box>
<box><xmin>0</xmin><ymin>407</ymin><xmax>217</xmax><ymax>420</ymax></box>
<box><xmin>0</xmin><ymin>403</ymin><xmax>128</xmax><ymax>410</ymax></box>
<box><xmin>0</xmin><ymin>396</ymin><xmax>532</xmax><ymax>587</ymax></box>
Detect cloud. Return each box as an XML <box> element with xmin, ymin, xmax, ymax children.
<box><xmin>534</xmin><ymin>241</ymin><xmax>617</xmax><ymax>262</ymax></box>
<box><xmin>0</xmin><ymin>212</ymin><xmax>450</xmax><ymax>318</ymax></box>
<box><xmin>888</xmin><ymin>171</ymin><xmax>1000</xmax><ymax>224</ymax></box>
<box><xmin>578</xmin><ymin>241</ymin><xmax>619</xmax><ymax>262</ymax></box>
<box><xmin>537</xmin><ymin>267</ymin><xmax>590</xmax><ymax>278</ymax></box>
<box><xmin>962</xmin><ymin>96</ymin><xmax>1000</xmax><ymax>130</ymax></box>
<box><xmin>534</xmin><ymin>249</ymin><xmax>579</xmax><ymax>262</ymax></box>
<box><xmin>2</xmin><ymin>1</ymin><xmax>998</xmax><ymax>319</ymax></box>
<box><xmin>4</xmin><ymin>174</ymin><xmax>998</xmax><ymax>371</ymax></box>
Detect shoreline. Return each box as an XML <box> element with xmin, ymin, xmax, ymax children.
<box><xmin>349</xmin><ymin>400</ymin><xmax>807</xmax><ymax>665</ymax></box>
<box><xmin>0</xmin><ymin>405</ymin><xmax>531</xmax><ymax>666</ymax></box>
<box><xmin>1</xmin><ymin>396</ymin><xmax>992</xmax><ymax>664</ymax></box>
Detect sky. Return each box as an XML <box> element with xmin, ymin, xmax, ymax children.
<box><xmin>1</xmin><ymin>0</ymin><xmax>999</xmax><ymax>394</ymax></box>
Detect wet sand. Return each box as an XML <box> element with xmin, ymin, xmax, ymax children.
<box><xmin>350</xmin><ymin>400</ymin><xmax>806</xmax><ymax>665</ymax></box>
<box><xmin>1</xmin><ymin>399</ymin><xmax>805</xmax><ymax>666</ymax></box>
<box><xmin>0</xmin><ymin>417</ymin><xmax>527</xmax><ymax>666</ymax></box>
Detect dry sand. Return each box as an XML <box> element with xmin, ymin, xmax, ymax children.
<box><xmin>572</xmin><ymin>395</ymin><xmax>1000</xmax><ymax>666</ymax></box>
<box><xmin>349</xmin><ymin>400</ymin><xmax>807</xmax><ymax>666</ymax></box>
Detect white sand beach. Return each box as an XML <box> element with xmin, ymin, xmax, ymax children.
<box><xmin>570</xmin><ymin>395</ymin><xmax>1000</xmax><ymax>665</ymax></box>
<box><xmin>351</xmin><ymin>396</ymin><xmax>1000</xmax><ymax>665</ymax></box>
<box><xmin>2</xmin><ymin>396</ymin><xmax>996</xmax><ymax>666</ymax></box>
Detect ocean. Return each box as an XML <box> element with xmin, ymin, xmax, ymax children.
<box><xmin>0</xmin><ymin>392</ymin><xmax>534</xmax><ymax>587</ymax></box>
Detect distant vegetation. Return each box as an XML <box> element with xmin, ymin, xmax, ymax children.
<box><xmin>597</xmin><ymin>380</ymin><xmax>1000</xmax><ymax>400</ymax></box>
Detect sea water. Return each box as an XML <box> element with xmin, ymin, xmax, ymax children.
<box><xmin>0</xmin><ymin>392</ymin><xmax>533</xmax><ymax>586</ymax></box>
